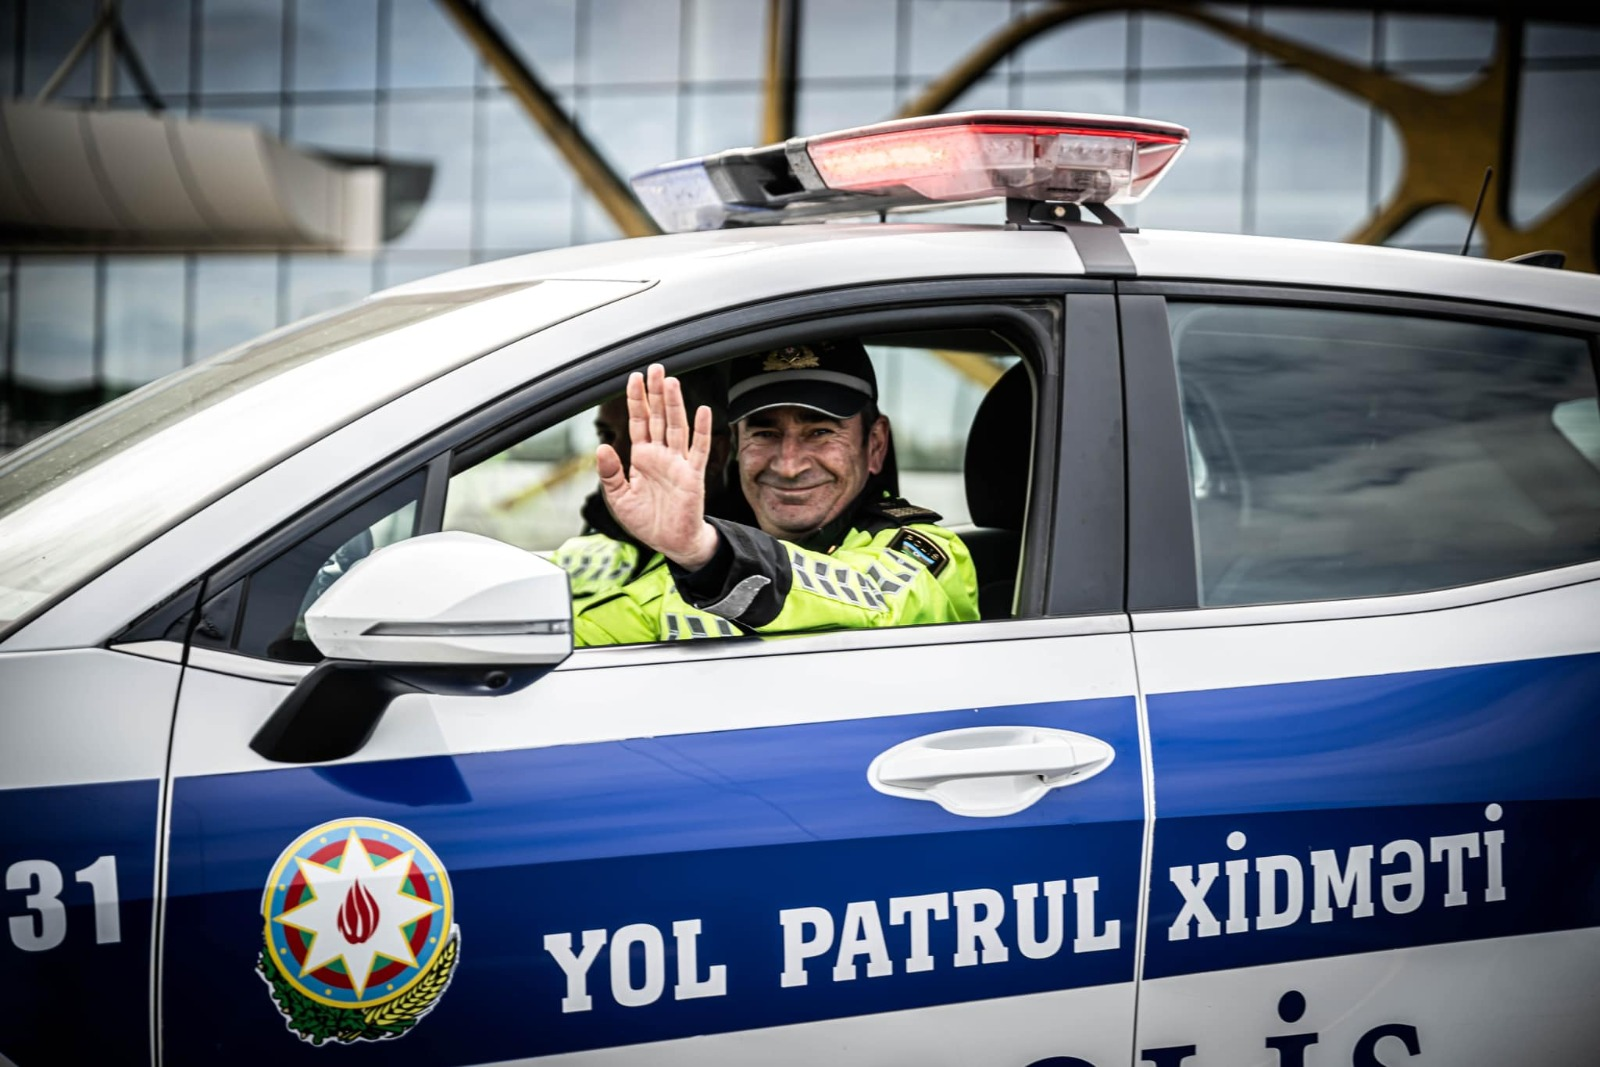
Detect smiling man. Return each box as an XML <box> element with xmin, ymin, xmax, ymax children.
<box><xmin>572</xmin><ymin>340</ymin><xmax>978</xmax><ymax>646</ymax></box>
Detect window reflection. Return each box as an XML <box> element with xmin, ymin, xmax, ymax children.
<box><xmin>582</xmin><ymin>90</ymin><xmax>679</xmax><ymax>183</ymax></box>
<box><xmin>286</xmin><ymin>257</ymin><xmax>377</xmax><ymax>323</ymax></box>
<box><xmin>683</xmin><ymin>90</ymin><xmax>761</xmax><ymax>158</ymax></box>
<box><xmin>583</xmin><ymin>0</ymin><xmax>680</xmax><ymax>86</ymax></box>
<box><xmin>1137</xmin><ymin>10</ymin><xmax>1249</xmax><ymax>70</ymax></box>
<box><xmin>1512</xmin><ymin>69</ymin><xmax>1600</xmax><ymax>229</ymax></box>
<box><xmin>119</xmin><ymin>0</ymin><xmax>193</xmax><ymax>98</ymax></box>
<box><xmin>15</xmin><ymin>259</ymin><xmax>97</xmax><ymax>432</ymax></box>
<box><xmin>290</xmin><ymin>102</ymin><xmax>377</xmax><ymax>155</ymax></box>
<box><xmin>909</xmin><ymin>1</ymin><xmax>1012</xmax><ymax>80</ymax></box>
<box><xmin>293</xmin><ymin>0</ymin><xmax>376</xmax><ymax>91</ymax></box>
<box><xmin>487</xmin><ymin>0</ymin><xmax>577</xmax><ymax>86</ymax></box>
<box><xmin>483</xmin><ymin>96</ymin><xmax>577</xmax><ymax>251</ymax></box>
<box><xmin>1259</xmin><ymin>10</ymin><xmax>1373</xmax><ymax>64</ymax></box>
<box><xmin>1015</xmin><ymin>9</ymin><xmax>1128</xmax><ymax>75</ymax></box>
<box><xmin>386</xmin><ymin>0</ymin><xmax>475</xmax><ymax>89</ymax></box>
<box><xmin>1383</xmin><ymin>14</ymin><xmax>1495</xmax><ymax>64</ymax></box>
<box><xmin>193</xmin><ymin>256</ymin><xmax>279</xmax><ymax>361</ymax></box>
<box><xmin>1016</xmin><ymin>75</ymin><xmax>1126</xmax><ymax>116</ymax></box>
<box><xmin>1134</xmin><ymin>77</ymin><xmax>1247</xmax><ymax>233</ymax></box>
<box><xmin>684</xmin><ymin>0</ymin><xmax>764</xmax><ymax>83</ymax></box>
<box><xmin>1173</xmin><ymin>303</ymin><xmax>1600</xmax><ymax>605</ymax></box>
<box><xmin>796</xmin><ymin>84</ymin><xmax>898</xmax><ymax>139</ymax></box>
<box><xmin>200</xmin><ymin>101</ymin><xmax>282</xmax><ymax>137</ymax></box>
<box><xmin>798</xmin><ymin>0</ymin><xmax>896</xmax><ymax>80</ymax></box>
<box><xmin>1255</xmin><ymin>73</ymin><xmax>1370</xmax><ymax>240</ymax></box>
<box><xmin>104</xmin><ymin>258</ymin><xmax>186</xmax><ymax>393</ymax></box>
<box><xmin>199</xmin><ymin>0</ymin><xmax>283</xmax><ymax>94</ymax></box>
<box><xmin>1384</xmin><ymin>206</ymin><xmax>1484</xmax><ymax>256</ymax></box>
<box><xmin>384</xmin><ymin>98</ymin><xmax>475</xmax><ymax>251</ymax></box>
<box><xmin>21</xmin><ymin>0</ymin><xmax>97</xmax><ymax>99</ymax></box>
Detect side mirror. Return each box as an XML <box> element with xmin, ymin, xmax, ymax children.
<box><xmin>250</xmin><ymin>532</ymin><xmax>573</xmax><ymax>764</ymax></box>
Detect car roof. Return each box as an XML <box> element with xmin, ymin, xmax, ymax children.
<box><xmin>381</xmin><ymin>222</ymin><xmax>1600</xmax><ymax>321</ymax></box>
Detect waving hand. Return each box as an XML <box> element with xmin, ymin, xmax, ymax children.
<box><xmin>596</xmin><ymin>364</ymin><xmax>720</xmax><ymax>570</ymax></box>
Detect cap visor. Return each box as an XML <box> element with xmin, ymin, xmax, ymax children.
<box><xmin>728</xmin><ymin>381</ymin><xmax>869</xmax><ymax>422</ymax></box>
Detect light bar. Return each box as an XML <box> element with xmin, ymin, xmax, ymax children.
<box><xmin>631</xmin><ymin>110</ymin><xmax>1189</xmax><ymax>233</ymax></box>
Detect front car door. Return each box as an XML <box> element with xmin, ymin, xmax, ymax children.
<box><xmin>153</xmin><ymin>282</ymin><xmax>1153</xmax><ymax>1065</ymax></box>
<box><xmin>1121</xmin><ymin>287</ymin><xmax>1600</xmax><ymax>1063</ymax></box>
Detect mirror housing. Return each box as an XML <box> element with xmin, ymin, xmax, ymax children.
<box><xmin>305</xmin><ymin>530</ymin><xmax>573</xmax><ymax>665</ymax></box>
<box><xmin>250</xmin><ymin>532</ymin><xmax>574</xmax><ymax>764</ymax></box>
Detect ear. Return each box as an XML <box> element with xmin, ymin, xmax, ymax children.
<box><xmin>865</xmin><ymin>414</ymin><xmax>889</xmax><ymax>476</ymax></box>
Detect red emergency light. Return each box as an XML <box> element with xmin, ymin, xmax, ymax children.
<box><xmin>631</xmin><ymin>110</ymin><xmax>1190</xmax><ymax>233</ymax></box>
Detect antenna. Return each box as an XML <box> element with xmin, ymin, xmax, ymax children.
<box><xmin>1461</xmin><ymin>166</ymin><xmax>1492</xmax><ymax>256</ymax></box>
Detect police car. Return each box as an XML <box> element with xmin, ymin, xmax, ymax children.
<box><xmin>3</xmin><ymin>111</ymin><xmax>1598</xmax><ymax>1066</ymax></box>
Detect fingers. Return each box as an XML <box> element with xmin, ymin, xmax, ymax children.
<box><xmin>663</xmin><ymin>375</ymin><xmax>688</xmax><ymax>454</ymax></box>
<box><xmin>689</xmin><ymin>405</ymin><xmax>712</xmax><ymax>471</ymax></box>
<box><xmin>646</xmin><ymin>364</ymin><xmax>667</xmax><ymax>446</ymax></box>
<box><xmin>625</xmin><ymin>371</ymin><xmax>648</xmax><ymax>448</ymax></box>
<box><xmin>624</xmin><ymin>365</ymin><xmax>696</xmax><ymax>457</ymax></box>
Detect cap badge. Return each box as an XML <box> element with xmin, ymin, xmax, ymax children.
<box><xmin>763</xmin><ymin>346</ymin><xmax>820</xmax><ymax>371</ymax></box>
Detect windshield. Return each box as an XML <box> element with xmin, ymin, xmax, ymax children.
<box><xmin>0</xmin><ymin>279</ymin><xmax>646</xmax><ymax>638</ymax></box>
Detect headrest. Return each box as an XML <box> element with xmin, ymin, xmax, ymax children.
<box><xmin>964</xmin><ymin>363</ymin><xmax>1032</xmax><ymax>529</ymax></box>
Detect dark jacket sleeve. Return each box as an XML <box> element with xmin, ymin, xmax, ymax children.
<box><xmin>670</xmin><ymin>517</ymin><xmax>794</xmax><ymax>627</ymax></box>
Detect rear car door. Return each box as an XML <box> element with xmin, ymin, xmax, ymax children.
<box><xmin>156</xmin><ymin>285</ymin><xmax>1151</xmax><ymax>1065</ymax></box>
<box><xmin>1121</xmin><ymin>288</ymin><xmax>1600</xmax><ymax>1063</ymax></box>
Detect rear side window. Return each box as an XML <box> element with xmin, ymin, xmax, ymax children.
<box><xmin>1170</xmin><ymin>303</ymin><xmax>1600</xmax><ymax>606</ymax></box>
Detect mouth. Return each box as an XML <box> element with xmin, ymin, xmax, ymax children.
<box><xmin>760</xmin><ymin>481</ymin><xmax>830</xmax><ymax>500</ymax></box>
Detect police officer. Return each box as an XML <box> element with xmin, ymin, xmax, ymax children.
<box><xmin>550</xmin><ymin>372</ymin><xmax>737</xmax><ymax>606</ymax></box>
<box><xmin>574</xmin><ymin>340</ymin><xmax>977</xmax><ymax>645</ymax></box>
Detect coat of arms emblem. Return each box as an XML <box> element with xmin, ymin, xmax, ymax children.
<box><xmin>258</xmin><ymin>817</ymin><xmax>460</xmax><ymax>1045</ymax></box>
<box><xmin>763</xmin><ymin>345</ymin><xmax>821</xmax><ymax>370</ymax></box>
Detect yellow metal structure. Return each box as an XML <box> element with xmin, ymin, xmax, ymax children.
<box><xmin>899</xmin><ymin>0</ymin><xmax>1597</xmax><ymax>273</ymax></box>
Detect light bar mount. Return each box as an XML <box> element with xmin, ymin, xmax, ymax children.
<box><xmin>1005</xmin><ymin>198</ymin><xmax>1137</xmax><ymax>277</ymax></box>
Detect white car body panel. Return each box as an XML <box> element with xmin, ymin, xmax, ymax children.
<box><xmin>0</xmin><ymin>648</ymin><xmax>178</xmax><ymax>788</ymax></box>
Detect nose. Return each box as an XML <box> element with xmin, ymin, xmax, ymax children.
<box><xmin>770</xmin><ymin>432</ymin><xmax>811</xmax><ymax>478</ymax></box>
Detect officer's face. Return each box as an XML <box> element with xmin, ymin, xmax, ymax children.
<box><xmin>737</xmin><ymin>406</ymin><xmax>888</xmax><ymax>540</ymax></box>
<box><xmin>594</xmin><ymin>396</ymin><xmax>631</xmax><ymax>472</ymax></box>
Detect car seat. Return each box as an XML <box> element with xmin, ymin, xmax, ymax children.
<box><xmin>961</xmin><ymin>363</ymin><xmax>1032</xmax><ymax>618</ymax></box>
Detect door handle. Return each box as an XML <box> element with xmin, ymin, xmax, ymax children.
<box><xmin>867</xmin><ymin>726</ymin><xmax>1114</xmax><ymax>818</ymax></box>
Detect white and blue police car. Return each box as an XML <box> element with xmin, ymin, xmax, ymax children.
<box><xmin>3</xmin><ymin>111</ymin><xmax>1598</xmax><ymax>1066</ymax></box>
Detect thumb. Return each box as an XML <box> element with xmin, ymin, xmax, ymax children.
<box><xmin>596</xmin><ymin>444</ymin><xmax>626</xmax><ymax>495</ymax></box>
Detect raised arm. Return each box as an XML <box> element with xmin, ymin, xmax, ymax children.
<box><xmin>596</xmin><ymin>364</ymin><xmax>720</xmax><ymax>569</ymax></box>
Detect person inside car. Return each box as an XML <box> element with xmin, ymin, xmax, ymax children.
<box><xmin>574</xmin><ymin>340</ymin><xmax>977</xmax><ymax>644</ymax></box>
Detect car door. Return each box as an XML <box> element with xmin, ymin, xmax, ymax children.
<box><xmin>154</xmin><ymin>286</ymin><xmax>1151</xmax><ymax>1065</ymax></box>
<box><xmin>0</xmin><ymin>645</ymin><xmax>178</xmax><ymax>1066</ymax></box>
<box><xmin>1120</xmin><ymin>288</ymin><xmax>1600</xmax><ymax>1064</ymax></box>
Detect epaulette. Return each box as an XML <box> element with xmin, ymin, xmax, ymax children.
<box><xmin>868</xmin><ymin>496</ymin><xmax>944</xmax><ymax>526</ymax></box>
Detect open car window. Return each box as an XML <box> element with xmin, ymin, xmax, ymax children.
<box><xmin>443</xmin><ymin>329</ymin><xmax>1030</xmax><ymax>646</ymax></box>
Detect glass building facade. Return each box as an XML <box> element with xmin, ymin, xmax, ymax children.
<box><xmin>3</xmin><ymin>0</ymin><xmax>1599</xmax><ymax>449</ymax></box>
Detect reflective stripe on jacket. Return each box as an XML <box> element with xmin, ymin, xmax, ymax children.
<box><xmin>574</xmin><ymin>517</ymin><xmax>977</xmax><ymax>646</ymax></box>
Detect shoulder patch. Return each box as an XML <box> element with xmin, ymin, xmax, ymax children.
<box><xmin>887</xmin><ymin>527</ymin><xmax>949</xmax><ymax>577</ymax></box>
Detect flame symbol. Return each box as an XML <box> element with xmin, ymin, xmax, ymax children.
<box><xmin>337</xmin><ymin>880</ymin><xmax>379</xmax><ymax>944</ymax></box>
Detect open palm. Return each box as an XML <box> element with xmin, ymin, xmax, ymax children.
<box><xmin>596</xmin><ymin>364</ymin><xmax>719</xmax><ymax>569</ymax></box>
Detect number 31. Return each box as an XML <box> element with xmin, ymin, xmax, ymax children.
<box><xmin>6</xmin><ymin>855</ymin><xmax>120</xmax><ymax>952</ymax></box>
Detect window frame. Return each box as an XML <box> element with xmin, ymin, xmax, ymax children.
<box><xmin>179</xmin><ymin>277</ymin><xmax>1125</xmax><ymax>666</ymax></box>
<box><xmin>1120</xmin><ymin>279</ymin><xmax>1600</xmax><ymax>617</ymax></box>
